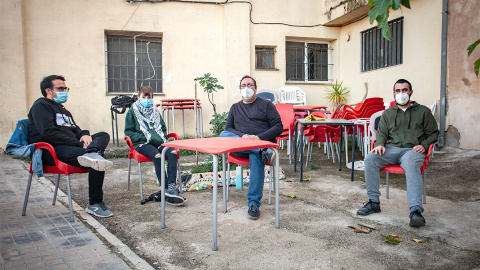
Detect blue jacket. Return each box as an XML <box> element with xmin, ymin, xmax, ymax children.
<box><xmin>5</xmin><ymin>119</ymin><xmax>43</xmax><ymax>177</ymax></box>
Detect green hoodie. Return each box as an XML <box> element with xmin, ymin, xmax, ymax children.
<box><xmin>124</xmin><ymin>108</ymin><xmax>167</xmax><ymax>148</ymax></box>
<box><xmin>375</xmin><ymin>102</ymin><xmax>439</xmax><ymax>150</ymax></box>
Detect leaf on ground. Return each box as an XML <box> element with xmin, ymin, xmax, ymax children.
<box><xmin>348</xmin><ymin>226</ymin><xmax>371</xmax><ymax>233</ymax></box>
<box><xmin>412</xmin><ymin>238</ymin><xmax>423</xmax><ymax>243</ymax></box>
<box><xmin>381</xmin><ymin>234</ymin><xmax>402</xmax><ymax>245</ymax></box>
<box><xmin>285</xmin><ymin>179</ymin><xmax>293</xmax><ymax>182</ymax></box>
<box><xmin>109</xmin><ymin>221</ymin><xmax>118</xmax><ymax>226</ymax></box>
<box><xmin>287</xmin><ymin>194</ymin><xmax>297</xmax><ymax>199</ymax></box>
<box><xmin>304</xmin><ymin>177</ymin><xmax>313</xmax><ymax>181</ymax></box>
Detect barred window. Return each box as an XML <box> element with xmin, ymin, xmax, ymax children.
<box><xmin>286</xmin><ymin>41</ymin><xmax>329</xmax><ymax>82</ymax></box>
<box><xmin>361</xmin><ymin>17</ymin><xmax>403</xmax><ymax>72</ymax></box>
<box><xmin>105</xmin><ymin>34</ymin><xmax>163</xmax><ymax>93</ymax></box>
<box><xmin>255</xmin><ymin>46</ymin><xmax>276</xmax><ymax>70</ymax></box>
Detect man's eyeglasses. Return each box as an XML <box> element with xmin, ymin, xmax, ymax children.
<box><xmin>240</xmin><ymin>84</ymin><xmax>255</xmax><ymax>88</ymax></box>
<box><xmin>51</xmin><ymin>87</ymin><xmax>70</xmax><ymax>92</ymax></box>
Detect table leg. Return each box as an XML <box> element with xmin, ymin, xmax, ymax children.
<box><xmin>212</xmin><ymin>154</ymin><xmax>218</xmax><ymax>251</ymax></box>
<box><xmin>339</xmin><ymin>125</ymin><xmax>343</xmax><ymax>171</ymax></box>
<box><xmin>114</xmin><ymin>111</ymin><xmax>119</xmax><ymax>147</ymax></box>
<box><xmin>294</xmin><ymin>122</ymin><xmax>299</xmax><ymax>172</ymax></box>
<box><xmin>273</xmin><ymin>148</ymin><xmax>280</xmax><ymax>229</ymax></box>
<box><xmin>160</xmin><ymin>147</ymin><xmax>171</xmax><ymax>229</ymax></box>
<box><xmin>299</xmin><ymin>125</ymin><xmax>305</xmax><ymax>182</ymax></box>
<box><xmin>222</xmin><ymin>153</ymin><xmax>227</xmax><ymax>213</ymax></box>
<box><xmin>351</xmin><ymin>127</ymin><xmax>356</xmax><ymax>182</ymax></box>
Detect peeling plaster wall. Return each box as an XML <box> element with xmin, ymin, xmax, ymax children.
<box><xmin>447</xmin><ymin>0</ymin><xmax>480</xmax><ymax>149</ymax></box>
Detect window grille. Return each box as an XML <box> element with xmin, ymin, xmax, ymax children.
<box><xmin>361</xmin><ymin>17</ymin><xmax>403</xmax><ymax>72</ymax></box>
<box><xmin>105</xmin><ymin>35</ymin><xmax>163</xmax><ymax>93</ymax></box>
<box><xmin>255</xmin><ymin>46</ymin><xmax>276</xmax><ymax>69</ymax></box>
<box><xmin>286</xmin><ymin>41</ymin><xmax>329</xmax><ymax>82</ymax></box>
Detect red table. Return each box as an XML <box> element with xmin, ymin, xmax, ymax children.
<box><xmin>157</xmin><ymin>98</ymin><xmax>202</xmax><ymax>138</ymax></box>
<box><xmin>160</xmin><ymin>137</ymin><xmax>279</xmax><ymax>251</ymax></box>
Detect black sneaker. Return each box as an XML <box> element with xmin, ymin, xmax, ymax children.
<box><xmin>248</xmin><ymin>205</ymin><xmax>260</xmax><ymax>220</ymax></box>
<box><xmin>356</xmin><ymin>200</ymin><xmax>381</xmax><ymax>216</ymax></box>
<box><xmin>165</xmin><ymin>188</ymin><xmax>185</xmax><ymax>206</ymax></box>
<box><xmin>262</xmin><ymin>148</ymin><xmax>276</xmax><ymax>164</ymax></box>
<box><xmin>409</xmin><ymin>210</ymin><xmax>426</xmax><ymax>227</ymax></box>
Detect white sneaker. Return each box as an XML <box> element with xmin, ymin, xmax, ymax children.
<box><xmin>78</xmin><ymin>152</ymin><xmax>113</xmax><ymax>171</ymax></box>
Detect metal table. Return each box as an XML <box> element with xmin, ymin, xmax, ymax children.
<box><xmin>160</xmin><ymin>137</ymin><xmax>280</xmax><ymax>251</ymax></box>
<box><xmin>294</xmin><ymin>118</ymin><xmax>356</xmax><ymax>182</ymax></box>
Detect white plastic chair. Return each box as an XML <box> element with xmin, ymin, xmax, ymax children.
<box><xmin>427</xmin><ymin>99</ymin><xmax>437</xmax><ymax>116</ymax></box>
<box><xmin>279</xmin><ymin>86</ymin><xmax>306</xmax><ymax>106</ymax></box>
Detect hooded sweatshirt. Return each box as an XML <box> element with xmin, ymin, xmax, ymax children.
<box><xmin>27</xmin><ymin>97</ymin><xmax>89</xmax><ymax>147</ymax></box>
<box><xmin>374</xmin><ymin>102</ymin><xmax>439</xmax><ymax>150</ymax></box>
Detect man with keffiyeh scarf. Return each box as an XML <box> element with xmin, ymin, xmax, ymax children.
<box><xmin>124</xmin><ymin>86</ymin><xmax>186</xmax><ymax>206</ymax></box>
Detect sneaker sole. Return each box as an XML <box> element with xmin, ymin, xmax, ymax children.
<box><xmin>78</xmin><ymin>156</ymin><xmax>113</xmax><ymax>171</ymax></box>
<box><xmin>356</xmin><ymin>209</ymin><xmax>381</xmax><ymax>216</ymax></box>
<box><xmin>85</xmin><ymin>207</ymin><xmax>114</xmax><ymax>218</ymax></box>
<box><xmin>409</xmin><ymin>219</ymin><xmax>426</xmax><ymax>227</ymax></box>
<box><xmin>248</xmin><ymin>214</ymin><xmax>260</xmax><ymax>220</ymax></box>
<box><xmin>165</xmin><ymin>193</ymin><xmax>185</xmax><ymax>206</ymax></box>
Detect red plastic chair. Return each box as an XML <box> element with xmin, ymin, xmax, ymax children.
<box><xmin>225</xmin><ymin>152</ymin><xmax>276</xmax><ymax>205</ymax></box>
<box><xmin>306</xmin><ymin>125</ymin><xmax>341</xmax><ymax>166</ymax></box>
<box><xmin>371</xmin><ymin>140</ymin><xmax>434</xmax><ymax>204</ymax></box>
<box><xmin>274</xmin><ymin>103</ymin><xmax>296</xmax><ymax>163</ymax></box>
<box><xmin>22</xmin><ymin>142</ymin><xmax>89</xmax><ymax>222</ymax></box>
<box><xmin>125</xmin><ymin>134</ymin><xmax>180</xmax><ymax>202</ymax></box>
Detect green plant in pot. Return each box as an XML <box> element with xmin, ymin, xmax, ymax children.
<box><xmin>196</xmin><ymin>73</ymin><xmax>228</xmax><ymax>136</ymax></box>
<box><xmin>325</xmin><ymin>80</ymin><xmax>350</xmax><ymax>111</ymax></box>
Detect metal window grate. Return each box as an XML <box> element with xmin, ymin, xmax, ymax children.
<box><xmin>286</xmin><ymin>41</ymin><xmax>329</xmax><ymax>82</ymax></box>
<box><xmin>255</xmin><ymin>46</ymin><xmax>276</xmax><ymax>69</ymax></box>
<box><xmin>105</xmin><ymin>35</ymin><xmax>163</xmax><ymax>93</ymax></box>
<box><xmin>361</xmin><ymin>17</ymin><xmax>403</xmax><ymax>72</ymax></box>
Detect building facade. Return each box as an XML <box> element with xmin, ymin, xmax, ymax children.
<box><xmin>1</xmin><ymin>0</ymin><xmax>478</xmax><ymax>149</ymax></box>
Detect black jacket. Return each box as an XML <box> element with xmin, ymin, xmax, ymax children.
<box><xmin>27</xmin><ymin>98</ymin><xmax>89</xmax><ymax>147</ymax></box>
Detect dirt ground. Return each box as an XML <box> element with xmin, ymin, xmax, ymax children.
<box><xmin>25</xmin><ymin>145</ymin><xmax>480</xmax><ymax>269</ymax></box>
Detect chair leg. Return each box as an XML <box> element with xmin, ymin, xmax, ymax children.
<box><xmin>240</xmin><ymin>165</ymin><xmax>244</xmax><ymax>191</ymax></box>
<box><xmin>22</xmin><ymin>173</ymin><xmax>34</xmax><ymax>216</ymax></box>
<box><xmin>226</xmin><ymin>163</ymin><xmax>231</xmax><ymax>201</ymax></box>
<box><xmin>268</xmin><ymin>165</ymin><xmax>272</xmax><ymax>205</ymax></box>
<box><xmin>386</xmin><ymin>172</ymin><xmax>390</xmax><ymax>199</ymax></box>
<box><xmin>66</xmin><ymin>175</ymin><xmax>74</xmax><ymax>222</ymax></box>
<box><xmin>178</xmin><ymin>161</ymin><xmax>182</xmax><ymax>194</ymax></box>
<box><xmin>127</xmin><ymin>159</ymin><xmax>132</xmax><ymax>191</ymax></box>
<box><xmin>423</xmin><ymin>171</ymin><xmax>427</xmax><ymax>204</ymax></box>
<box><xmin>52</xmin><ymin>174</ymin><xmax>61</xmax><ymax>205</ymax></box>
<box><xmin>138</xmin><ymin>163</ymin><xmax>144</xmax><ymax>201</ymax></box>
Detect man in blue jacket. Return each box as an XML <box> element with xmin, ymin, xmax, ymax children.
<box><xmin>28</xmin><ymin>75</ymin><xmax>114</xmax><ymax>218</ymax></box>
<box><xmin>357</xmin><ymin>79</ymin><xmax>439</xmax><ymax>227</ymax></box>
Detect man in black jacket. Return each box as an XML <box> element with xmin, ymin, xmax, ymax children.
<box><xmin>28</xmin><ymin>75</ymin><xmax>114</xmax><ymax>218</ymax></box>
<box><xmin>220</xmin><ymin>75</ymin><xmax>283</xmax><ymax>220</ymax></box>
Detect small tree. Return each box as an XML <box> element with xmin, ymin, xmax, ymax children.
<box><xmin>324</xmin><ymin>80</ymin><xmax>350</xmax><ymax>110</ymax></box>
<box><xmin>196</xmin><ymin>73</ymin><xmax>228</xmax><ymax>136</ymax></box>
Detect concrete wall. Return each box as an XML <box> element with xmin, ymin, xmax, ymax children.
<box><xmin>1</xmin><ymin>0</ymin><xmax>463</xmax><ymax>149</ymax></box>
<box><xmin>337</xmin><ymin>0</ymin><xmax>443</xmax><ymax>109</ymax></box>
<box><xmin>446</xmin><ymin>0</ymin><xmax>480</xmax><ymax>149</ymax></box>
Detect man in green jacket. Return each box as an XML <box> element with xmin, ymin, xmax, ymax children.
<box><xmin>357</xmin><ymin>79</ymin><xmax>439</xmax><ymax>227</ymax></box>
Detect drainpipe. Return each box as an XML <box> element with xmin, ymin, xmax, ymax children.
<box><xmin>438</xmin><ymin>0</ymin><xmax>448</xmax><ymax>147</ymax></box>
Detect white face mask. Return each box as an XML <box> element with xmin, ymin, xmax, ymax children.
<box><xmin>241</xmin><ymin>87</ymin><xmax>254</xmax><ymax>99</ymax></box>
<box><xmin>395</xmin><ymin>92</ymin><xmax>410</xmax><ymax>106</ymax></box>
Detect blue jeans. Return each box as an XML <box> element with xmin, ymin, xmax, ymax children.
<box><xmin>364</xmin><ymin>144</ymin><xmax>426</xmax><ymax>213</ymax></box>
<box><xmin>220</xmin><ymin>131</ymin><xmax>264</xmax><ymax>207</ymax></box>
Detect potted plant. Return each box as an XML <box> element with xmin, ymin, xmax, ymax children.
<box><xmin>324</xmin><ymin>80</ymin><xmax>350</xmax><ymax>110</ymax></box>
<box><xmin>196</xmin><ymin>73</ymin><xmax>228</xmax><ymax>136</ymax></box>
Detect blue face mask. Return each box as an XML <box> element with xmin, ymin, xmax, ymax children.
<box><xmin>53</xmin><ymin>92</ymin><xmax>68</xmax><ymax>104</ymax></box>
<box><xmin>140</xmin><ymin>98</ymin><xmax>153</xmax><ymax>108</ymax></box>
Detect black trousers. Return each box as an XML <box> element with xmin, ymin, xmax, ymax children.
<box><xmin>42</xmin><ymin>132</ymin><xmax>110</xmax><ymax>205</ymax></box>
<box><xmin>135</xmin><ymin>143</ymin><xmax>178</xmax><ymax>187</ymax></box>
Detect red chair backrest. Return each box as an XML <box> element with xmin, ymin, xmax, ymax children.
<box><xmin>274</xmin><ymin>103</ymin><xmax>295</xmax><ymax>131</ymax></box>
